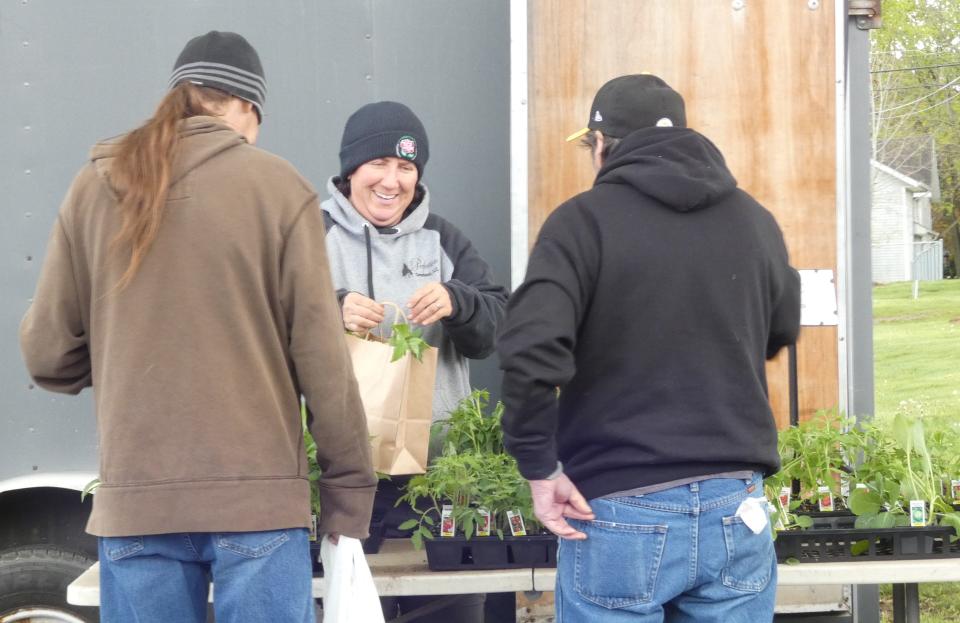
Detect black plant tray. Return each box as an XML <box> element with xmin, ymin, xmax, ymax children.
<box><xmin>424</xmin><ymin>534</ymin><xmax>558</xmax><ymax>571</ymax></box>
<box><xmin>775</xmin><ymin>525</ymin><xmax>960</xmax><ymax>563</ymax></box>
<box><xmin>797</xmin><ymin>510</ymin><xmax>857</xmax><ymax>530</ymax></box>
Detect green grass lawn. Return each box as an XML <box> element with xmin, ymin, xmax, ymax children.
<box><xmin>873</xmin><ymin>280</ymin><xmax>960</xmax><ymax>420</ymax></box>
<box><xmin>872</xmin><ymin>279</ymin><xmax>960</xmax><ymax>622</ymax></box>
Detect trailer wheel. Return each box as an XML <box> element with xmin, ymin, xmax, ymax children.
<box><xmin>0</xmin><ymin>546</ymin><xmax>97</xmax><ymax>623</ymax></box>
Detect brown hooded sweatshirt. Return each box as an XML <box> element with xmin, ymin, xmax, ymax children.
<box><xmin>20</xmin><ymin>117</ymin><xmax>376</xmax><ymax>538</ymax></box>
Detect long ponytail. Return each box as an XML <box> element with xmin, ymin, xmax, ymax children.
<box><xmin>110</xmin><ymin>83</ymin><xmax>232</xmax><ymax>290</ymax></box>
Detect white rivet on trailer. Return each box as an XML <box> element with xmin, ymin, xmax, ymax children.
<box><xmin>732</xmin><ymin>0</ymin><xmax>745</xmax><ymax>10</ymax></box>
<box><xmin>808</xmin><ymin>0</ymin><xmax>820</xmax><ymax>9</ymax></box>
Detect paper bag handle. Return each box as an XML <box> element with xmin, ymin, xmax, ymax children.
<box><xmin>355</xmin><ymin>301</ymin><xmax>410</xmax><ymax>341</ymax></box>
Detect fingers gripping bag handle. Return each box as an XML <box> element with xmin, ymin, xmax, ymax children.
<box><xmin>320</xmin><ymin>536</ymin><xmax>385</xmax><ymax>623</ymax></box>
<box><xmin>354</xmin><ymin>301</ymin><xmax>409</xmax><ymax>342</ymax></box>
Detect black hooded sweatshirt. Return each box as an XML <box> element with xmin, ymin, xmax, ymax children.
<box><xmin>498</xmin><ymin>127</ymin><xmax>801</xmax><ymax>501</ymax></box>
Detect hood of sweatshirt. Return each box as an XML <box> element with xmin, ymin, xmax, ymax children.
<box><xmin>320</xmin><ymin>177</ymin><xmax>431</xmax><ymax>239</ymax></box>
<box><xmin>89</xmin><ymin>116</ymin><xmax>247</xmax><ymax>193</ymax></box>
<box><xmin>594</xmin><ymin>126</ymin><xmax>738</xmax><ymax>213</ymax></box>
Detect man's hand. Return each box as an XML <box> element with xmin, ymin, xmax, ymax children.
<box><xmin>529</xmin><ymin>474</ymin><xmax>595</xmax><ymax>540</ymax></box>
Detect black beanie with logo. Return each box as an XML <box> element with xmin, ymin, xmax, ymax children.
<box><xmin>339</xmin><ymin>101</ymin><xmax>429</xmax><ymax>180</ymax></box>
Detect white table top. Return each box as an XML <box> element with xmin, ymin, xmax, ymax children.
<box><xmin>532</xmin><ymin>557</ymin><xmax>960</xmax><ymax>591</ymax></box>
<box><xmin>67</xmin><ymin>538</ymin><xmax>960</xmax><ymax>607</ymax></box>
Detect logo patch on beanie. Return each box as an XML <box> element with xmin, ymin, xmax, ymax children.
<box><xmin>396</xmin><ymin>136</ymin><xmax>418</xmax><ymax>160</ymax></box>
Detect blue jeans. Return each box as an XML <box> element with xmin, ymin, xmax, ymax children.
<box><xmin>98</xmin><ymin>529</ymin><xmax>314</xmax><ymax>623</ymax></box>
<box><xmin>556</xmin><ymin>475</ymin><xmax>776</xmax><ymax>623</ymax></box>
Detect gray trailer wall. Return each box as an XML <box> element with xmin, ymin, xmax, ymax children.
<box><xmin>1</xmin><ymin>1</ymin><xmax>510</xmax><ymax>477</ymax></box>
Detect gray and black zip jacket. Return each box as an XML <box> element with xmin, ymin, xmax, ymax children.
<box><xmin>321</xmin><ymin>178</ymin><xmax>508</xmax><ymax>421</ymax></box>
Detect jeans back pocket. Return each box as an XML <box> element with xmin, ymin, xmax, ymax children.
<box><xmin>573</xmin><ymin>519</ymin><xmax>668</xmax><ymax>609</ymax></box>
<box><xmin>216</xmin><ymin>529</ymin><xmax>290</xmax><ymax>559</ymax></box>
<box><xmin>721</xmin><ymin>515</ymin><xmax>774</xmax><ymax>592</ymax></box>
<box><xmin>102</xmin><ymin>536</ymin><xmax>145</xmax><ymax>561</ymax></box>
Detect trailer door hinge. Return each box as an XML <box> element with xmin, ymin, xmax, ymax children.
<box><xmin>848</xmin><ymin>0</ymin><xmax>882</xmax><ymax>30</ymax></box>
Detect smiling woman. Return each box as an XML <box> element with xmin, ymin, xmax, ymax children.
<box><xmin>318</xmin><ymin>100</ymin><xmax>509</xmax><ymax>623</ymax></box>
<box><xmin>348</xmin><ymin>158</ymin><xmax>419</xmax><ymax>227</ymax></box>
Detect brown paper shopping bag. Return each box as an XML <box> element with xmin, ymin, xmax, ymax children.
<box><xmin>345</xmin><ymin>304</ymin><xmax>437</xmax><ymax>475</ymax></box>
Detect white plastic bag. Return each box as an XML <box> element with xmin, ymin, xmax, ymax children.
<box><xmin>320</xmin><ymin>535</ymin><xmax>385</xmax><ymax>623</ymax></box>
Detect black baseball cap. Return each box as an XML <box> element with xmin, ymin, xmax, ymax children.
<box><xmin>566</xmin><ymin>74</ymin><xmax>686</xmax><ymax>141</ymax></box>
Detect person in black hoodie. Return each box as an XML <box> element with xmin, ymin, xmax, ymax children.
<box><xmin>498</xmin><ymin>75</ymin><xmax>800</xmax><ymax>622</ymax></box>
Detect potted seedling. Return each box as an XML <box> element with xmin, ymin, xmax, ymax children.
<box><xmin>397</xmin><ymin>390</ymin><xmax>556</xmax><ymax>570</ymax></box>
<box><xmin>768</xmin><ymin>410</ymin><xmax>857</xmax><ymax>525</ymax></box>
<box><xmin>772</xmin><ymin>404</ymin><xmax>960</xmax><ymax>563</ymax></box>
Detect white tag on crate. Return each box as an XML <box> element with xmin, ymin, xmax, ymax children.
<box><xmin>506</xmin><ymin>509</ymin><xmax>526</xmax><ymax>536</ymax></box>
<box><xmin>440</xmin><ymin>504</ymin><xmax>456</xmax><ymax>537</ymax></box>
<box><xmin>818</xmin><ymin>486</ymin><xmax>834</xmax><ymax>512</ymax></box>
<box><xmin>910</xmin><ymin>500</ymin><xmax>927</xmax><ymax>527</ymax></box>
<box><xmin>476</xmin><ymin>509</ymin><xmax>491</xmax><ymax>537</ymax></box>
<box><xmin>778</xmin><ymin>487</ymin><xmax>791</xmax><ymax>509</ymax></box>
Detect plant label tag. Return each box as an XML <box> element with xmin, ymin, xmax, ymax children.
<box><xmin>440</xmin><ymin>504</ymin><xmax>456</xmax><ymax>537</ymax></box>
<box><xmin>778</xmin><ymin>487</ymin><xmax>791</xmax><ymax>509</ymax></box>
<box><xmin>506</xmin><ymin>509</ymin><xmax>526</xmax><ymax>536</ymax></box>
<box><xmin>910</xmin><ymin>500</ymin><xmax>926</xmax><ymax>527</ymax></box>
<box><xmin>952</xmin><ymin>480</ymin><xmax>960</xmax><ymax>502</ymax></box>
<box><xmin>477</xmin><ymin>508</ymin><xmax>491</xmax><ymax>537</ymax></box>
<box><xmin>817</xmin><ymin>486</ymin><xmax>834</xmax><ymax>512</ymax></box>
<box><xmin>309</xmin><ymin>514</ymin><xmax>317</xmax><ymax>542</ymax></box>
<box><xmin>840</xmin><ymin>474</ymin><xmax>850</xmax><ymax>498</ymax></box>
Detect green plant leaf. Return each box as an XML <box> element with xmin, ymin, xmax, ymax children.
<box><xmin>849</xmin><ymin>488</ymin><xmax>883</xmax><ymax>516</ymax></box>
<box><xmin>851</xmin><ymin>539</ymin><xmax>870</xmax><ymax>556</ymax></box>
<box><xmin>785</xmin><ymin>557</ymin><xmax>800</xmax><ymax>565</ymax></box>
<box><xmin>794</xmin><ymin>514</ymin><xmax>814</xmax><ymax>528</ymax></box>
<box><xmin>422</xmin><ymin>515</ymin><xmax>435</xmax><ymax>526</ymax></box>
<box><xmin>411</xmin><ymin>529</ymin><xmax>423</xmax><ymax>550</ymax></box>
<box><xmin>939</xmin><ymin>512</ymin><xmax>960</xmax><ymax>537</ymax></box>
<box><xmin>388</xmin><ymin>323</ymin><xmax>428</xmax><ymax>363</ymax></box>
<box><xmin>397</xmin><ymin>519</ymin><xmax>419</xmax><ymax>531</ymax></box>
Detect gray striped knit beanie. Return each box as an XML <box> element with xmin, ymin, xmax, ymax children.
<box><xmin>169</xmin><ymin>31</ymin><xmax>266</xmax><ymax>123</ymax></box>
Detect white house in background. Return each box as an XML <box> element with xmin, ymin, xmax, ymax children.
<box><xmin>871</xmin><ymin>141</ymin><xmax>942</xmax><ymax>283</ymax></box>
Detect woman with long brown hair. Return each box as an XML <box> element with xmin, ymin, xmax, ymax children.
<box><xmin>20</xmin><ymin>31</ymin><xmax>376</xmax><ymax>622</ymax></box>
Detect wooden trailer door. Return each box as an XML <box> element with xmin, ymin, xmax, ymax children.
<box><xmin>526</xmin><ymin>0</ymin><xmax>839</xmax><ymax>426</ymax></box>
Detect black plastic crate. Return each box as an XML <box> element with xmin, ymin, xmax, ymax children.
<box><xmin>774</xmin><ymin>525</ymin><xmax>960</xmax><ymax>563</ymax></box>
<box><xmin>798</xmin><ymin>510</ymin><xmax>857</xmax><ymax>530</ymax></box>
<box><xmin>424</xmin><ymin>534</ymin><xmax>558</xmax><ymax>571</ymax></box>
